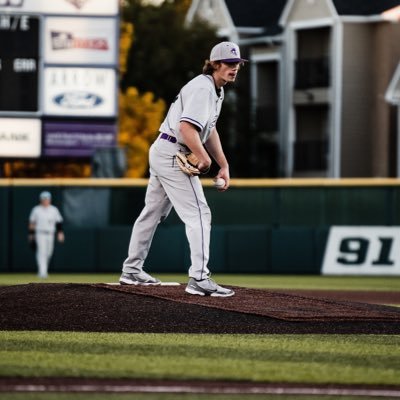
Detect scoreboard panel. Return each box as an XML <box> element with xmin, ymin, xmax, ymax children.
<box><xmin>0</xmin><ymin>14</ymin><xmax>39</xmax><ymax>112</ymax></box>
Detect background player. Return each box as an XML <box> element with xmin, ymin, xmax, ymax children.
<box><xmin>28</xmin><ymin>191</ymin><xmax>64</xmax><ymax>279</ymax></box>
<box><xmin>120</xmin><ymin>42</ymin><xmax>246</xmax><ymax>297</ymax></box>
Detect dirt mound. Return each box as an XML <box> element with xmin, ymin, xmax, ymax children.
<box><xmin>95</xmin><ymin>283</ymin><xmax>400</xmax><ymax>322</ymax></box>
<box><xmin>0</xmin><ymin>283</ymin><xmax>399</xmax><ymax>334</ymax></box>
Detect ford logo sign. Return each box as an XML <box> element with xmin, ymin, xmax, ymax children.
<box><xmin>53</xmin><ymin>92</ymin><xmax>103</xmax><ymax>109</ymax></box>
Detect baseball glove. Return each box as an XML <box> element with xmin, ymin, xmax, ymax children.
<box><xmin>176</xmin><ymin>151</ymin><xmax>201</xmax><ymax>176</ymax></box>
<box><xmin>29</xmin><ymin>236</ymin><xmax>37</xmax><ymax>251</ymax></box>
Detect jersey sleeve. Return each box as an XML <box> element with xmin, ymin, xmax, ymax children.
<box><xmin>54</xmin><ymin>207</ymin><xmax>63</xmax><ymax>223</ymax></box>
<box><xmin>180</xmin><ymin>88</ymin><xmax>213</xmax><ymax>131</ymax></box>
<box><xmin>29</xmin><ymin>207</ymin><xmax>37</xmax><ymax>223</ymax></box>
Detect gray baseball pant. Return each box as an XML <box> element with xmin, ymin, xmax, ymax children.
<box><xmin>123</xmin><ymin>144</ymin><xmax>211</xmax><ymax>280</ymax></box>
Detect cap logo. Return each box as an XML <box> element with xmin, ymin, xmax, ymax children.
<box><xmin>230</xmin><ymin>48</ymin><xmax>238</xmax><ymax>56</ymax></box>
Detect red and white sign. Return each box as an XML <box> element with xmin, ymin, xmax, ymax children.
<box><xmin>0</xmin><ymin>118</ymin><xmax>41</xmax><ymax>157</ymax></box>
<box><xmin>0</xmin><ymin>0</ymin><xmax>118</xmax><ymax>16</ymax></box>
<box><xmin>44</xmin><ymin>17</ymin><xmax>117</xmax><ymax>64</ymax></box>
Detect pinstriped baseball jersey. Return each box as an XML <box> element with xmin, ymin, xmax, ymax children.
<box><xmin>159</xmin><ymin>74</ymin><xmax>224</xmax><ymax>145</ymax></box>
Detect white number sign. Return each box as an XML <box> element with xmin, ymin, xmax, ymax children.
<box><xmin>322</xmin><ymin>227</ymin><xmax>400</xmax><ymax>275</ymax></box>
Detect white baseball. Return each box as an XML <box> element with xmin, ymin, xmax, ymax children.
<box><xmin>214</xmin><ymin>177</ymin><xmax>225</xmax><ymax>189</ymax></box>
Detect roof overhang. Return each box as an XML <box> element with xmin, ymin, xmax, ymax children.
<box><xmin>236</xmin><ymin>27</ymin><xmax>266</xmax><ymax>34</ymax></box>
<box><xmin>382</xmin><ymin>5</ymin><xmax>400</xmax><ymax>22</ymax></box>
<box><xmin>385</xmin><ymin>63</ymin><xmax>400</xmax><ymax>105</ymax></box>
<box><xmin>239</xmin><ymin>35</ymin><xmax>284</xmax><ymax>46</ymax></box>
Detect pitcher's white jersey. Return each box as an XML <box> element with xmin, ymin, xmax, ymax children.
<box><xmin>159</xmin><ymin>74</ymin><xmax>224</xmax><ymax>144</ymax></box>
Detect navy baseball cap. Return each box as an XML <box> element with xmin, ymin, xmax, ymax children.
<box><xmin>210</xmin><ymin>42</ymin><xmax>247</xmax><ymax>63</ymax></box>
<box><xmin>39</xmin><ymin>191</ymin><xmax>51</xmax><ymax>200</ymax></box>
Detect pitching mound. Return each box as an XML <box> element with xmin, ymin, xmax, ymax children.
<box><xmin>0</xmin><ymin>283</ymin><xmax>399</xmax><ymax>334</ymax></box>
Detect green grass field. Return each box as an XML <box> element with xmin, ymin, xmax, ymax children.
<box><xmin>1</xmin><ymin>273</ymin><xmax>400</xmax><ymax>291</ymax></box>
<box><xmin>0</xmin><ymin>273</ymin><xmax>399</xmax><ymax>400</ymax></box>
<box><xmin>0</xmin><ymin>331</ymin><xmax>399</xmax><ymax>384</ymax></box>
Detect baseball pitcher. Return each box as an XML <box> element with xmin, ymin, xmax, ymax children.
<box><xmin>120</xmin><ymin>42</ymin><xmax>246</xmax><ymax>297</ymax></box>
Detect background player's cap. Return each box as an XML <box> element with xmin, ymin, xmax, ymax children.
<box><xmin>209</xmin><ymin>42</ymin><xmax>247</xmax><ymax>63</ymax></box>
<box><xmin>39</xmin><ymin>191</ymin><xmax>52</xmax><ymax>200</ymax></box>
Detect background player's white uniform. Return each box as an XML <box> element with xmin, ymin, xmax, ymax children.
<box><xmin>122</xmin><ymin>74</ymin><xmax>223</xmax><ymax>281</ymax></box>
<box><xmin>29</xmin><ymin>203</ymin><xmax>63</xmax><ymax>278</ymax></box>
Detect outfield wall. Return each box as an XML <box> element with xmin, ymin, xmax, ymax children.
<box><xmin>1</xmin><ymin>178</ymin><xmax>400</xmax><ymax>275</ymax></box>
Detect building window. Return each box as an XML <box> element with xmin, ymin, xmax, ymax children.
<box><xmin>293</xmin><ymin>105</ymin><xmax>329</xmax><ymax>173</ymax></box>
<box><xmin>294</xmin><ymin>27</ymin><xmax>331</xmax><ymax>89</ymax></box>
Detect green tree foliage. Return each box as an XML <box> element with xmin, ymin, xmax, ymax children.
<box><xmin>119</xmin><ymin>0</ymin><xmax>254</xmax><ymax>179</ymax></box>
<box><xmin>120</xmin><ymin>0</ymin><xmax>218</xmax><ymax>103</ymax></box>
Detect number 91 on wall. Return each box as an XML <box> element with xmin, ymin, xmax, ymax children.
<box><xmin>322</xmin><ymin>227</ymin><xmax>400</xmax><ymax>275</ymax></box>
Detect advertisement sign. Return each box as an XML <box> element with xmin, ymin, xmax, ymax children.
<box><xmin>43</xmin><ymin>119</ymin><xmax>117</xmax><ymax>157</ymax></box>
<box><xmin>322</xmin><ymin>226</ymin><xmax>400</xmax><ymax>276</ymax></box>
<box><xmin>43</xmin><ymin>67</ymin><xmax>116</xmax><ymax>117</ymax></box>
<box><xmin>44</xmin><ymin>17</ymin><xmax>117</xmax><ymax>65</ymax></box>
<box><xmin>0</xmin><ymin>118</ymin><xmax>41</xmax><ymax>157</ymax></box>
<box><xmin>0</xmin><ymin>14</ymin><xmax>39</xmax><ymax>112</ymax></box>
<box><xmin>0</xmin><ymin>0</ymin><xmax>118</xmax><ymax>16</ymax></box>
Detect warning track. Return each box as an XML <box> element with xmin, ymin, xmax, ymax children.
<box><xmin>0</xmin><ymin>378</ymin><xmax>400</xmax><ymax>398</ymax></box>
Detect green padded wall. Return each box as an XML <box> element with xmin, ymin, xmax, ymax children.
<box><xmin>279</xmin><ymin>188</ymin><xmax>325</xmax><ymax>227</ymax></box>
<box><xmin>97</xmin><ymin>226</ymin><xmax>132</xmax><ymax>271</ymax></box>
<box><xmin>52</xmin><ymin>228</ymin><xmax>97</xmax><ymax>272</ymax></box>
<box><xmin>271</xmin><ymin>227</ymin><xmax>318</xmax><ymax>274</ymax></box>
<box><xmin>225</xmin><ymin>225</ymin><xmax>271</xmax><ymax>273</ymax></box>
<box><xmin>323</xmin><ymin>187</ymin><xmax>391</xmax><ymax>226</ymax></box>
<box><xmin>3</xmin><ymin>181</ymin><xmax>400</xmax><ymax>274</ymax></box>
<box><xmin>206</xmin><ymin>187</ymin><xmax>277</xmax><ymax>225</ymax></box>
<box><xmin>146</xmin><ymin>225</ymin><xmax>188</xmax><ymax>273</ymax></box>
<box><xmin>0</xmin><ymin>187</ymin><xmax>9</xmax><ymax>271</ymax></box>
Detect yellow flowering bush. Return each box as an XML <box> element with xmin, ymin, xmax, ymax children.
<box><xmin>118</xmin><ymin>87</ymin><xmax>166</xmax><ymax>177</ymax></box>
